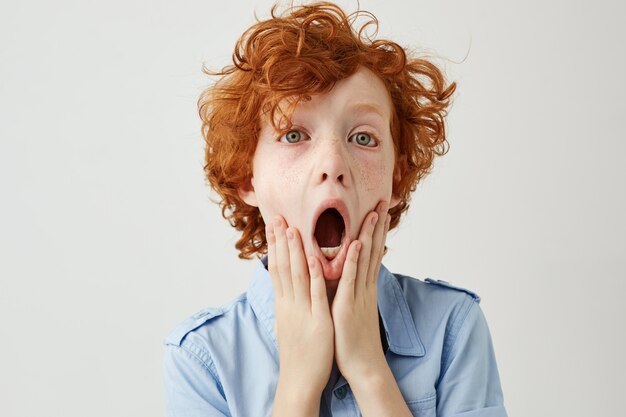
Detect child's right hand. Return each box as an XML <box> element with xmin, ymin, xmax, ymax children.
<box><xmin>266</xmin><ymin>215</ymin><xmax>334</xmax><ymax>405</ymax></box>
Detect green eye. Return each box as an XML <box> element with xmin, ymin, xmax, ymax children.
<box><xmin>283</xmin><ymin>130</ymin><xmax>304</xmax><ymax>143</ymax></box>
<box><xmin>350</xmin><ymin>132</ymin><xmax>376</xmax><ymax>147</ymax></box>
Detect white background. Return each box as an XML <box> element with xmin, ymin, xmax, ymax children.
<box><xmin>1</xmin><ymin>1</ymin><xmax>625</xmax><ymax>416</ymax></box>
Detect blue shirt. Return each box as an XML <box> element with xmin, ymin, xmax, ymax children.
<box><xmin>163</xmin><ymin>259</ymin><xmax>507</xmax><ymax>417</ymax></box>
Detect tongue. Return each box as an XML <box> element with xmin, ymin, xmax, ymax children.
<box><xmin>314</xmin><ymin>209</ymin><xmax>344</xmax><ymax>247</ymax></box>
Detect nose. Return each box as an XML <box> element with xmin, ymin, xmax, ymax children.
<box><xmin>315</xmin><ymin>138</ymin><xmax>350</xmax><ymax>187</ymax></box>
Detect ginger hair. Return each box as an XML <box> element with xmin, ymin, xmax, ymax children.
<box><xmin>198</xmin><ymin>1</ymin><xmax>456</xmax><ymax>259</ymax></box>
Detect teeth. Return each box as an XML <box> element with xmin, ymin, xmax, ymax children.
<box><xmin>320</xmin><ymin>245</ymin><xmax>341</xmax><ymax>258</ymax></box>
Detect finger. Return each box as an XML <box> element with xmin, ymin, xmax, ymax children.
<box><xmin>356</xmin><ymin>211</ymin><xmax>378</xmax><ymax>296</ymax></box>
<box><xmin>308</xmin><ymin>256</ymin><xmax>330</xmax><ymax>316</ymax></box>
<box><xmin>335</xmin><ymin>240</ymin><xmax>361</xmax><ymax>305</ymax></box>
<box><xmin>266</xmin><ymin>222</ymin><xmax>283</xmax><ymax>298</ymax></box>
<box><xmin>373</xmin><ymin>214</ymin><xmax>391</xmax><ymax>286</ymax></box>
<box><xmin>273</xmin><ymin>216</ymin><xmax>293</xmax><ymax>298</ymax></box>
<box><xmin>368</xmin><ymin>201</ymin><xmax>389</xmax><ymax>286</ymax></box>
<box><xmin>286</xmin><ymin>227</ymin><xmax>310</xmax><ymax>305</ymax></box>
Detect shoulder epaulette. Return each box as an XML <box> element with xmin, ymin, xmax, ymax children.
<box><xmin>164</xmin><ymin>306</ymin><xmax>224</xmax><ymax>346</ymax></box>
<box><xmin>424</xmin><ymin>278</ymin><xmax>481</xmax><ymax>303</ymax></box>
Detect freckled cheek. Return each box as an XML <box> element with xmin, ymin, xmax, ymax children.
<box><xmin>264</xmin><ymin>152</ymin><xmax>304</xmax><ymax>196</ymax></box>
<box><xmin>280</xmin><ymin>159</ymin><xmax>304</xmax><ymax>190</ymax></box>
<box><xmin>255</xmin><ymin>154</ymin><xmax>305</xmax><ymax>220</ymax></box>
<box><xmin>356</xmin><ymin>157</ymin><xmax>394</xmax><ymax>196</ymax></box>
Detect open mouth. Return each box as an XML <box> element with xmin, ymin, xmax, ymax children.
<box><xmin>314</xmin><ymin>208</ymin><xmax>346</xmax><ymax>260</ymax></box>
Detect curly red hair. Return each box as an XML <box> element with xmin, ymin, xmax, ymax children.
<box><xmin>199</xmin><ymin>1</ymin><xmax>456</xmax><ymax>259</ymax></box>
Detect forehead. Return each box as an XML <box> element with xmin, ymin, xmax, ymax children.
<box><xmin>263</xmin><ymin>67</ymin><xmax>393</xmax><ymax>128</ymax></box>
<box><xmin>311</xmin><ymin>67</ymin><xmax>392</xmax><ymax>116</ymax></box>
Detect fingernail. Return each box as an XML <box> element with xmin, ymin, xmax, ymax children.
<box><xmin>273</xmin><ymin>217</ymin><xmax>281</xmax><ymax>227</ymax></box>
<box><xmin>356</xmin><ymin>241</ymin><xmax>362</xmax><ymax>252</ymax></box>
<box><xmin>371</xmin><ymin>213</ymin><xmax>379</xmax><ymax>225</ymax></box>
<box><xmin>308</xmin><ymin>257</ymin><xmax>316</xmax><ymax>270</ymax></box>
<box><xmin>286</xmin><ymin>229</ymin><xmax>294</xmax><ymax>240</ymax></box>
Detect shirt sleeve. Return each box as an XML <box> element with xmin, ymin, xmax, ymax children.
<box><xmin>436</xmin><ymin>300</ymin><xmax>508</xmax><ymax>417</ymax></box>
<box><xmin>163</xmin><ymin>342</ymin><xmax>230</xmax><ymax>417</ymax></box>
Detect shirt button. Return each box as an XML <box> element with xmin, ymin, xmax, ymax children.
<box><xmin>334</xmin><ymin>386</ymin><xmax>348</xmax><ymax>400</ymax></box>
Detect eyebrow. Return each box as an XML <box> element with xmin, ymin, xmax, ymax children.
<box><xmin>347</xmin><ymin>102</ymin><xmax>388</xmax><ymax>119</ymax></box>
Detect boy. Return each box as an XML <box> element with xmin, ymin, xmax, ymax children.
<box><xmin>163</xmin><ymin>2</ymin><xmax>507</xmax><ymax>416</ymax></box>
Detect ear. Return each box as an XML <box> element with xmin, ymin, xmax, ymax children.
<box><xmin>238</xmin><ymin>176</ymin><xmax>258</xmax><ymax>207</ymax></box>
<box><xmin>390</xmin><ymin>154</ymin><xmax>406</xmax><ymax>209</ymax></box>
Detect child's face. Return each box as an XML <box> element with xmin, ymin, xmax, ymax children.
<box><xmin>240</xmin><ymin>67</ymin><xmax>400</xmax><ymax>281</ymax></box>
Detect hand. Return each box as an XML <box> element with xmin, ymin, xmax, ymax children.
<box><xmin>331</xmin><ymin>201</ymin><xmax>391</xmax><ymax>383</ymax></box>
<box><xmin>267</xmin><ymin>216</ymin><xmax>334</xmax><ymax>399</ymax></box>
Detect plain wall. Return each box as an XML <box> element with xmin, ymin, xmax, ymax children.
<box><xmin>1</xmin><ymin>0</ymin><xmax>624</xmax><ymax>416</ymax></box>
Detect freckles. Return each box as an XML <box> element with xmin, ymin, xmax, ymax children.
<box><xmin>284</xmin><ymin>170</ymin><xmax>303</xmax><ymax>192</ymax></box>
<box><xmin>279</xmin><ymin>156</ymin><xmax>302</xmax><ymax>187</ymax></box>
<box><xmin>357</xmin><ymin>158</ymin><xmax>388</xmax><ymax>193</ymax></box>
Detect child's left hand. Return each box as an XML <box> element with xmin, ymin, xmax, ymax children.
<box><xmin>331</xmin><ymin>200</ymin><xmax>391</xmax><ymax>383</ymax></box>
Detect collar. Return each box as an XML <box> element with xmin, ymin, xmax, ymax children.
<box><xmin>247</xmin><ymin>256</ymin><xmax>425</xmax><ymax>357</ymax></box>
